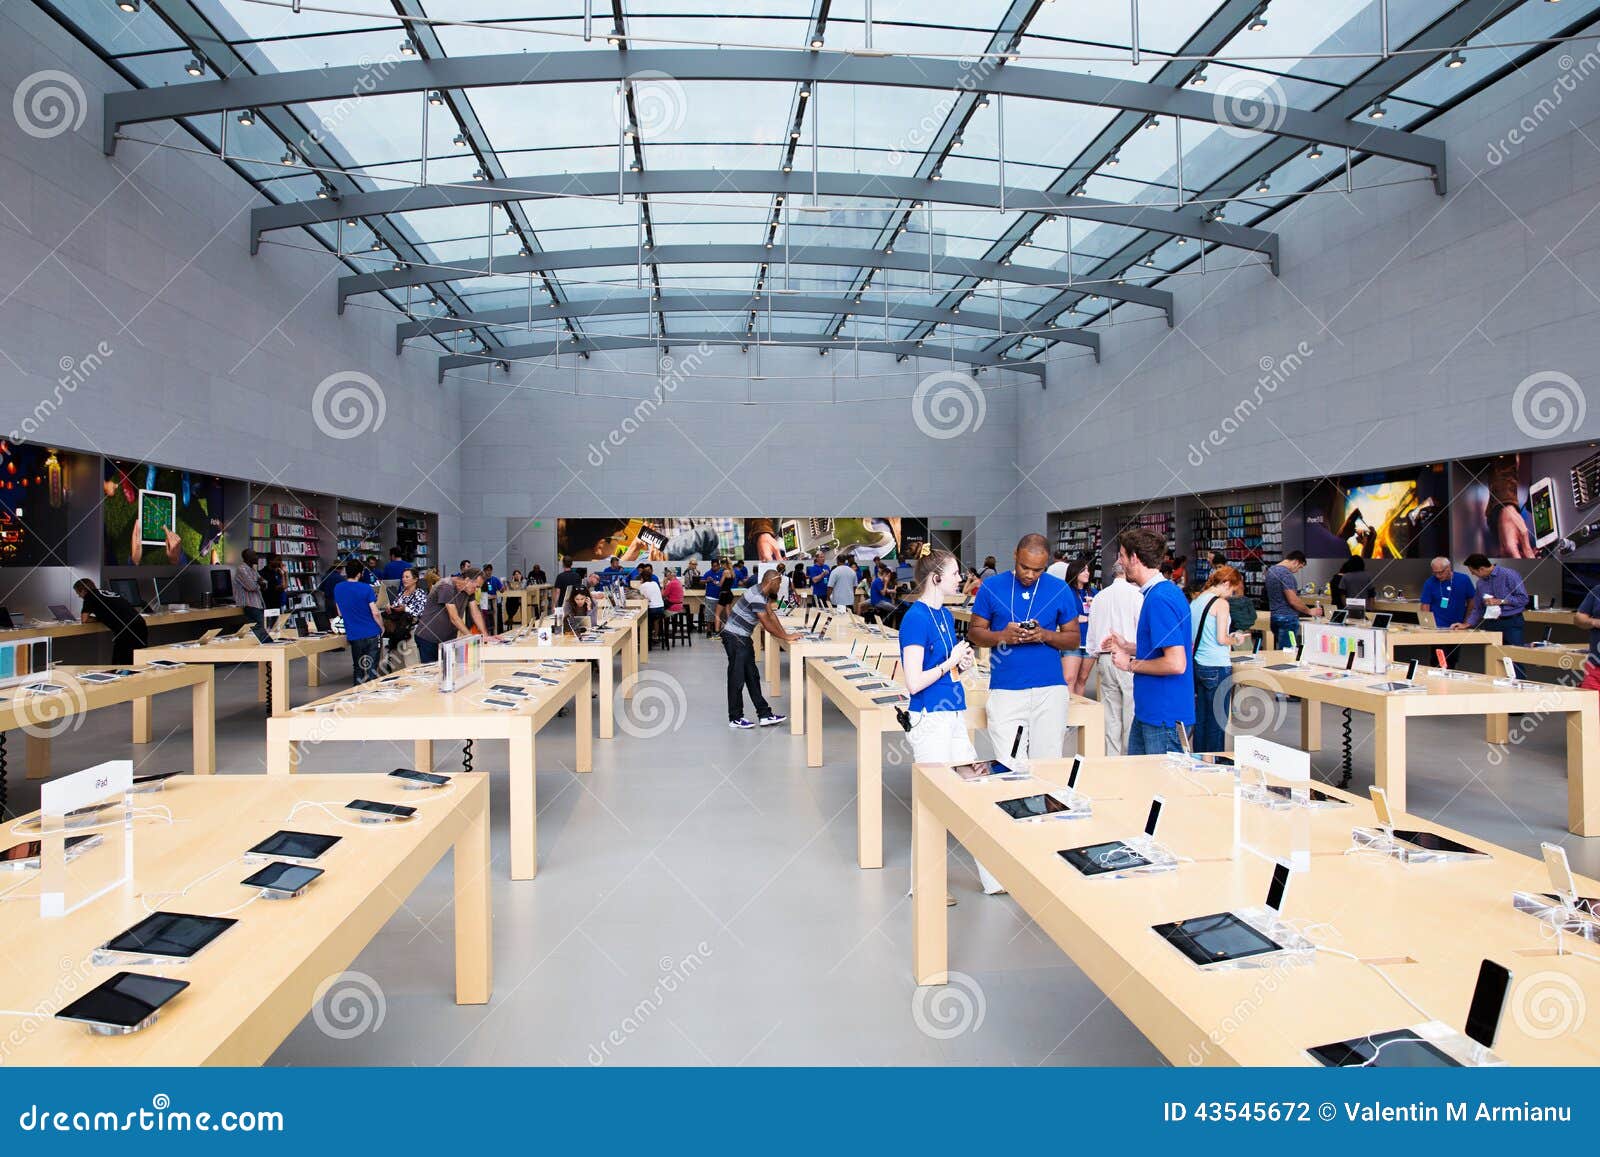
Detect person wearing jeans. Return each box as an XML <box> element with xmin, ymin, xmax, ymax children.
<box><xmin>333</xmin><ymin>559</ymin><xmax>384</xmax><ymax>684</ymax></box>
<box><xmin>719</xmin><ymin>571</ymin><xmax>797</xmax><ymax>729</ymax></box>
<box><xmin>1085</xmin><ymin>560</ymin><xmax>1143</xmax><ymax>755</ymax></box>
<box><xmin>1189</xmin><ymin>566</ymin><xmax>1250</xmax><ymax>754</ymax></box>
<box><xmin>1456</xmin><ymin>553</ymin><xmax>1529</xmax><ymax>660</ymax></box>
<box><xmin>1264</xmin><ymin>550</ymin><xmax>1321</xmax><ymax>650</ymax></box>
<box><xmin>1106</xmin><ymin>528</ymin><xmax>1194</xmax><ymax>756</ymax></box>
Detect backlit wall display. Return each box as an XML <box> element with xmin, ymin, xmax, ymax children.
<box><xmin>557</xmin><ymin>518</ymin><xmax>903</xmax><ymax>564</ymax></box>
<box><xmin>103</xmin><ymin>459</ymin><xmax>226</xmax><ymax>567</ymax></box>
<box><xmin>1302</xmin><ymin>467</ymin><xmax>1447</xmax><ymax>560</ymax></box>
<box><xmin>0</xmin><ymin>442</ymin><xmax>78</xmax><ymax>567</ymax></box>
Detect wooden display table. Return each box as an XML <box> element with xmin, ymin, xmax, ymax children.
<box><xmin>502</xmin><ymin>585</ymin><xmax>552</xmax><ymax>624</ymax></box>
<box><xmin>0</xmin><ymin>772</ymin><xmax>490</xmax><ymax>1065</ymax></box>
<box><xmin>805</xmin><ymin>657</ymin><xmax>1103</xmax><ymax>869</ymax></box>
<box><xmin>1229</xmin><ymin>651</ymin><xmax>1599</xmax><ymax>833</ymax></box>
<box><xmin>764</xmin><ymin>615</ymin><xmax>899</xmax><ymax>734</ymax></box>
<box><xmin>266</xmin><ymin>661</ymin><xmax>591</xmax><ymax>881</ymax></box>
<box><xmin>485</xmin><ymin>610</ymin><xmax>643</xmax><ymax>740</ymax></box>
<box><xmin>0</xmin><ymin>663</ymin><xmax>215</xmax><ymax>783</ymax></box>
<box><xmin>0</xmin><ymin>606</ymin><xmax>243</xmax><ymax>646</ymax></box>
<box><xmin>136</xmin><ymin>633</ymin><xmax>347</xmax><ymax>716</ymax></box>
<box><xmin>911</xmin><ymin>754</ymin><xmax>1600</xmax><ymax>1065</ymax></box>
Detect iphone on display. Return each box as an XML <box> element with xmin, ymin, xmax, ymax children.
<box><xmin>1530</xmin><ymin>475</ymin><xmax>1560</xmax><ymax>549</ymax></box>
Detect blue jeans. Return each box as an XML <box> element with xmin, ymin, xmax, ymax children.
<box><xmin>1270</xmin><ymin>615</ymin><xmax>1301</xmax><ymax>651</ymax></box>
<box><xmin>1193</xmin><ymin>664</ymin><xmax>1230</xmax><ymax>754</ymax></box>
<box><xmin>415</xmin><ymin>637</ymin><xmax>440</xmax><ymax>665</ymax></box>
<box><xmin>1128</xmin><ymin>719</ymin><xmax>1186</xmax><ymax>756</ymax></box>
<box><xmin>349</xmin><ymin>635</ymin><xmax>381</xmax><ymax>684</ymax></box>
<box><xmin>1486</xmin><ymin>613</ymin><xmax>1526</xmax><ymax>676</ymax></box>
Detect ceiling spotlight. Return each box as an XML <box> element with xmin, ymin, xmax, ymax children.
<box><xmin>393</xmin><ymin>261</ymin><xmax>407</xmax><ymax>271</ymax></box>
<box><xmin>117</xmin><ymin>0</ymin><xmax>141</xmax><ymax>11</ymax></box>
<box><xmin>764</xmin><ymin>241</ymin><xmax>773</xmax><ymax>249</ymax></box>
<box><xmin>790</xmin><ymin>130</ymin><xmax>800</xmax><ymax>141</ymax></box>
<box><xmin>280</xmin><ymin>149</ymin><xmax>298</xmax><ymax>165</ymax></box>
<box><xmin>1189</xmin><ymin>68</ymin><xmax>1208</xmax><ymax>86</ymax></box>
<box><xmin>399</xmin><ymin>38</ymin><xmax>416</xmax><ymax>55</ymax></box>
<box><xmin>1144</xmin><ymin>116</ymin><xmax>1160</xmax><ymax>131</ymax></box>
<box><xmin>810</xmin><ymin>35</ymin><xmax>824</xmax><ymax>49</ymax></box>
<box><xmin>1105</xmin><ymin>151</ymin><xmax>1120</xmax><ymax>167</ymax></box>
<box><xmin>629</xmin><ymin>161</ymin><xmax>641</xmax><ymax>171</ymax></box>
<box><xmin>819</xmin><ymin>348</ymin><xmax>829</xmax><ymax>356</ymax></box>
<box><xmin>799</xmin><ymin>88</ymin><xmax>810</xmax><ymax>100</ymax></box>
<box><xmin>237</xmin><ymin>108</ymin><xmax>256</xmax><ymax>127</ymax></box>
<box><xmin>1446</xmin><ymin>51</ymin><xmax>1465</xmax><ymax>69</ymax></box>
<box><xmin>1256</xmin><ymin>177</ymin><xmax>1270</xmax><ymax>193</ymax></box>
<box><xmin>428</xmin><ymin>90</ymin><xmax>444</xmax><ymax>106</ymax></box>
<box><xmin>1307</xmin><ymin>143</ymin><xmax>1323</xmax><ymax>159</ymax></box>
<box><xmin>1143</xmin><ymin>256</ymin><xmax>1156</xmax><ymax>266</ymax></box>
<box><xmin>606</xmin><ymin>27</ymin><xmax>623</xmax><ymax>46</ymax></box>
<box><xmin>1368</xmin><ymin>102</ymin><xmax>1387</xmax><ymax>120</ymax></box>
<box><xmin>496</xmin><ymin>360</ymin><xmax>510</xmax><ymax>372</ymax></box>
<box><xmin>473</xmin><ymin>167</ymin><xmax>490</xmax><ymax>180</ymax></box>
<box><xmin>345</xmin><ymin>218</ymin><xmax>359</xmax><ymax>228</ymax></box>
<box><xmin>885</xmin><ymin>246</ymin><xmax>894</xmax><ymax>255</ymax></box>
<box><xmin>1175</xmin><ymin>236</ymin><xmax>1187</xmax><ymax>246</ymax></box>
<box><xmin>782</xmin><ymin>163</ymin><xmax>793</xmax><ymax>173</ymax></box>
<box><xmin>184</xmin><ymin>56</ymin><xmax>205</xmax><ymax>76</ymax></box>
<box><xmin>952</xmin><ymin>136</ymin><xmax>964</xmax><ymax>149</ymax></box>
<box><xmin>930</xmin><ymin>169</ymin><xmax>943</xmax><ymax>181</ymax></box>
<box><xmin>451</xmin><ymin>133</ymin><xmax>467</xmax><ymax>148</ymax></box>
<box><xmin>316</xmin><ymin>181</ymin><xmax>337</xmax><ymax>200</ymax></box>
<box><xmin>977</xmin><ymin>94</ymin><xmax>991</xmax><ymax>109</ymax></box>
<box><xmin>1247</xmin><ymin>5</ymin><xmax>1268</xmax><ymax>32</ymax></box>
<box><xmin>518</xmin><ymin>245</ymin><xmax>530</xmax><ymax>257</ymax></box>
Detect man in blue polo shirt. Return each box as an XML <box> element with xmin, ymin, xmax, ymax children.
<box><xmin>1421</xmin><ymin>555</ymin><xmax>1475</xmax><ymax>628</ymax></box>
<box><xmin>333</xmin><ymin>559</ymin><xmax>385</xmax><ymax>684</ymax></box>
<box><xmin>807</xmin><ymin>552</ymin><xmax>830</xmax><ymax>605</ymax></box>
<box><xmin>1106</xmin><ymin>528</ymin><xmax>1194</xmax><ymax>755</ymax></box>
<box><xmin>967</xmin><ymin>533</ymin><xmax>1081</xmax><ymax>774</ymax></box>
<box><xmin>380</xmin><ymin>547</ymin><xmax>410</xmax><ymax>581</ymax></box>
<box><xmin>599</xmin><ymin>555</ymin><xmax>628</xmax><ymax>589</ymax></box>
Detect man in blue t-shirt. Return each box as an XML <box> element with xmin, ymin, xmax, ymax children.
<box><xmin>599</xmin><ymin>555</ymin><xmax>628</xmax><ymax>588</ymax></box>
<box><xmin>1106</xmin><ymin>528</ymin><xmax>1194</xmax><ymax>755</ymax></box>
<box><xmin>380</xmin><ymin>547</ymin><xmax>410</xmax><ymax>581</ymax></box>
<box><xmin>1420</xmin><ymin>556</ymin><xmax>1475</xmax><ymax>628</ymax></box>
<box><xmin>333</xmin><ymin>559</ymin><xmax>385</xmax><ymax>684</ymax></box>
<box><xmin>807</xmin><ymin>552</ymin><xmax>830</xmax><ymax>604</ymax></box>
<box><xmin>968</xmin><ymin>533</ymin><xmax>1081</xmax><ymax>778</ymax></box>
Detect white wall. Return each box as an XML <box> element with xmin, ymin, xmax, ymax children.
<box><xmin>1022</xmin><ymin>33</ymin><xmax>1600</xmax><ymax>531</ymax></box>
<box><xmin>0</xmin><ymin>2</ymin><xmax>462</xmax><ymax>568</ymax></box>
<box><xmin>455</xmin><ymin>342</ymin><xmax>1034</xmax><ymax>569</ymax></box>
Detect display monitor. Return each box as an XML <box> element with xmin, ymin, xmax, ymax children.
<box><xmin>109</xmin><ymin>578</ymin><xmax>145</xmax><ymax>608</ymax></box>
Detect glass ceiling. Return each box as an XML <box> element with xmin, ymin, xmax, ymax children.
<box><xmin>39</xmin><ymin>0</ymin><xmax>1600</xmax><ymax>371</ymax></box>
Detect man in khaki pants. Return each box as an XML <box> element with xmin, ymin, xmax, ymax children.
<box><xmin>1085</xmin><ymin>559</ymin><xmax>1143</xmax><ymax>756</ymax></box>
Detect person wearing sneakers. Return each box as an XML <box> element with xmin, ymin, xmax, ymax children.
<box><xmin>720</xmin><ymin>569</ymin><xmax>797</xmax><ymax>730</ymax></box>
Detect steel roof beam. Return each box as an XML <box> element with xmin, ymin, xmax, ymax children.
<box><xmin>105</xmin><ymin>48</ymin><xmax>1446</xmax><ymax>181</ymax></box>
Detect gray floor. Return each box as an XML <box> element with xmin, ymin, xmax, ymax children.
<box><xmin>10</xmin><ymin>640</ymin><xmax>1596</xmax><ymax>1066</ymax></box>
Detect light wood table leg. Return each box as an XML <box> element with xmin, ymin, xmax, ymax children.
<box><xmin>765</xmin><ymin>635</ymin><xmax>780</xmax><ymax>688</ymax></box>
<box><xmin>912</xmin><ymin>775</ymin><xmax>948</xmax><ymax>985</ymax></box>
<box><xmin>805</xmin><ymin>669</ymin><xmax>824</xmax><ymax>768</ymax></box>
<box><xmin>1567</xmin><ymin>700</ymin><xmax>1599</xmax><ymax>836</ymax></box>
<box><xmin>414</xmin><ymin>739</ymin><xmax>434</xmax><ymax>773</ymax></box>
<box><xmin>574</xmin><ymin>666</ymin><xmax>593</xmax><ymax>773</ymax></box>
<box><xmin>271</xmin><ymin>656</ymin><xmax>291</xmax><ymax>715</ymax></box>
<box><xmin>265</xmin><ymin>730</ymin><xmax>298</xmax><ymax>776</ymax></box>
<box><xmin>597</xmin><ymin>658</ymin><xmax>615</xmax><ymax>740</ymax></box>
<box><xmin>131</xmin><ymin>696</ymin><xmax>153</xmax><ymax>744</ymax></box>
<box><xmin>858</xmin><ymin>724</ymin><xmax>883</xmax><ymax>869</ymax></box>
<box><xmin>25</xmin><ymin>733</ymin><xmax>49</xmax><ymax>780</ymax></box>
<box><xmin>191</xmin><ymin>673</ymin><xmax>215</xmax><ymax>774</ymax></box>
<box><xmin>621</xmin><ymin>634</ymin><xmax>638</xmax><ymax>701</ymax></box>
<box><xmin>790</xmin><ymin>652</ymin><xmax>805</xmax><ymax>734</ymax></box>
<box><xmin>509</xmin><ymin>727</ymin><xmax>537</xmax><ymax>881</ymax></box>
<box><xmin>1300</xmin><ymin>696</ymin><xmax>1322</xmax><ymax>751</ymax></box>
<box><xmin>1081</xmin><ymin>705</ymin><xmax>1106</xmax><ymax>758</ymax></box>
<box><xmin>638</xmin><ymin>614</ymin><xmax>649</xmax><ymax>668</ymax></box>
<box><xmin>1486</xmin><ymin>645</ymin><xmax>1510</xmax><ymax>743</ymax></box>
<box><xmin>306</xmin><ymin>652</ymin><xmax>322</xmax><ymax>687</ymax></box>
<box><xmin>257</xmin><ymin>662</ymin><xmax>269</xmax><ymax>704</ymax></box>
<box><xmin>453</xmin><ymin>792</ymin><xmax>492</xmax><ymax>1004</ymax></box>
<box><xmin>1374</xmin><ymin>704</ymin><xmax>1407</xmax><ymax>815</ymax></box>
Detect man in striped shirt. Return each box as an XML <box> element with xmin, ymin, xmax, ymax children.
<box><xmin>721</xmin><ymin>571</ymin><xmax>800</xmax><ymax>730</ymax></box>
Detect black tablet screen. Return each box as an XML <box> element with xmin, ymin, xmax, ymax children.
<box><xmin>242</xmin><ymin>862</ymin><xmax>324</xmax><ymax>892</ymax></box>
<box><xmin>1308</xmin><ymin>1029</ymin><xmax>1459</xmax><ymax>1067</ymax></box>
<box><xmin>1060</xmin><ymin>841</ymin><xmax>1148</xmax><ymax>877</ymax></box>
<box><xmin>1395</xmin><ymin>829</ymin><xmax>1481</xmax><ymax>855</ymax></box>
<box><xmin>996</xmin><ymin>794</ymin><xmax>1070</xmax><ymax>819</ymax></box>
<box><xmin>103</xmin><ymin>912</ymin><xmax>237</xmax><ymax>959</ymax></box>
<box><xmin>57</xmin><ymin>972</ymin><xmax>189</xmax><ymax>1028</ymax></box>
<box><xmin>1154</xmin><ymin>912</ymin><xmax>1279</xmax><ymax>966</ymax></box>
<box><xmin>249</xmin><ymin>830</ymin><xmax>341</xmax><ymax>861</ymax></box>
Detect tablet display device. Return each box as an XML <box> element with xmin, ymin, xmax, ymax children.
<box><xmin>389</xmin><ymin>768</ymin><xmax>449</xmax><ymax>787</ymax></box>
<box><xmin>1060</xmin><ymin>840</ymin><xmax>1149</xmax><ymax>876</ymax></box>
<box><xmin>1308</xmin><ymin>1028</ymin><xmax>1459</xmax><ymax>1068</ymax></box>
<box><xmin>1153</xmin><ymin>912</ymin><xmax>1281</xmax><ymax>967</ymax></box>
<box><xmin>871</xmin><ymin>694</ymin><xmax>904</xmax><ymax>705</ymax></box>
<box><xmin>247</xmin><ymin>830</ymin><xmax>341</xmax><ymax>862</ymax></box>
<box><xmin>102</xmin><ymin>912</ymin><xmax>237</xmax><ymax>961</ymax></box>
<box><xmin>995</xmin><ymin>793</ymin><xmax>1076</xmax><ymax>820</ymax></box>
<box><xmin>1394</xmin><ymin>829</ymin><xmax>1482</xmax><ymax>856</ymax></box>
<box><xmin>56</xmin><ymin>972</ymin><xmax>188</xmax><ymax>1030</ymax></box>
<box><xmin>241</xmin><ymin>862</ymin><xmax>324</xmax><ymax>894</ymax></box>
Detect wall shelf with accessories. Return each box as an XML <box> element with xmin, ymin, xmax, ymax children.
<box><xmin>335</xmin><ymin>502</ymin><xmax>383</xmax><ymax>560</ymax></box>
<box><xmin>1051</xmin><ymin>510</ymin><xmax>1103</xmax><ymax>584</ymax></box>
<box><xmin>394</xmin><ymin>511</ymin><xmax>434</xmax><ymax>574</ymax></box>
<box><xmin>1183</xmin><ymin>488</ymin><xmax>1285</xmax><ymax>600</ymax></box>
